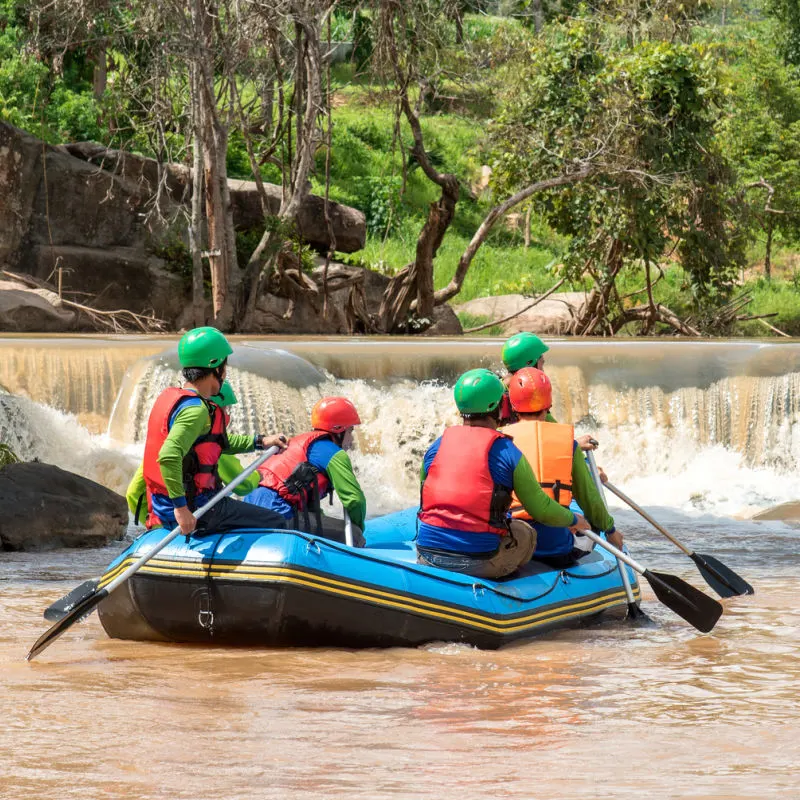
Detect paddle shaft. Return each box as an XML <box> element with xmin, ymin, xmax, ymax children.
<box><xmin>103</xmin><ymin>446</ymin><xmax>279</xmax><ymax>595</ymax></box>
<box><xmin>344</xmin><ymin>508</ymin><xmax>354</xmax><ymax>548</ymax></box>
<box><xmin>605</xmin><ymin>479</ymin><xmax>753</xmax><ymax>598</ymax></box>
<box><xmin>604</xmin><ymin>481</ymin><xmax>692</xmax><ymax>556</ymax></box>
<box><xmin>27</xmin><ymin>446</ymin><xmax>279</xmax><ymax>661</ymax></box>
<box><xmin>585</xmin><ymin>451</ymin><xmax>638</xmax><ymax>607</ymax></box>
<box><xmin>580</xmin><ymin>529</ymin><xmax>649</xmax><ymax>577</ymax></box>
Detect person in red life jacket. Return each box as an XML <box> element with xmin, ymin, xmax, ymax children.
<box><xmin>505</xmin><ymin>367</ymin><xmax>624</xmax><ymax>568</ymax></box>
<box><xmin>244</xmin><ymin>396</ymin><xmax>367</xmax><ymax>546</ymax></box>
<box><xmin>416</xmin><ymin>369</ymin><xmax>591</xmax><ymax>580</ymax></box>
<box><xmin>142</xmin><ymin>326</ymin><xmax>289</xmax><ymax>536</ymax></box>
<box><xmin>499</xmin><ymin>332</ymin><xmax>605</xmax><ymax>472</ymax></box>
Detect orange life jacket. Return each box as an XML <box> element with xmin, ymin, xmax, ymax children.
<box><xmin>418</xmin><ymin>426</ymin><xmax>511</xmax><ymax>536</ymax></box>
<box><xmin>503</xmin><ymin>419</ymin><xmax>574</xmax><ymax>517</ymax></box>
<box><xmin>142</xmin><ymin>387</ymin><xmax>227</xmax><ymax>528</ymax></box>
<box><xmin>256</xmin><ymin>430</ymin><xmax>332</xmax><ymax>508</ymax></box>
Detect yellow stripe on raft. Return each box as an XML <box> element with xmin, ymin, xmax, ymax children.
<box><xmin>99</xmin><ymin>555</ymin><xmax>641</xmax><ymax>635</ymax></box>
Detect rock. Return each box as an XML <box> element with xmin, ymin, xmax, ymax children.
<box><xmin>229</xmin><ymin>180</ymin><xmax>366</xmax><ymax>253</ymax></box>
<box><xmin>749</xmin><ymin>501</ymin><xmax>800</xmax><ymax>524</ymax></box>
<box><xmin>0</xmin><ymin>279</ymin><xmax>76</xmax><ymax>332</ymax></box>
<box><xmin>62</xmin><ymin>142</ymin><xmax>367</xmax><ymax>253</ymax></box>
<box><xmin>23</xmin><ymin>245</ymin><xmax>185</xmax><ymax>319</ymax></box>
<box><xmin>455</xmin><ymin>292</ymin><xmax>587</xmax><ymax>335</ymax></box>
<box><xmin>0</xmin><ymin>462</ymin><xmax>127</xmax><ymax>551</ymax></box>
<box><xmin>423</xmin><ymin>303</ymin><xmax>463</xmax><ymax>336</ymax></box>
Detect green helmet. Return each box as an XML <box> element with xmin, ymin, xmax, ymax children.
<box><xmin>501</xmin><ymin>332</ymin><xmax>549</xmax><ymax>373</ymax></box>
<box><xmin>178</xmin><ymin>326</ymin><xmax>233</xmax><ymax>369</ymax></box>
<box><xmin>454</xmin><ymin>369</ymin><xmax>505</xmax><ymax>415</ymax></box>
<box><xmin>212</xmin><ymin>380</ymin><xmax>237</xmax><ymax>408</ymax></box>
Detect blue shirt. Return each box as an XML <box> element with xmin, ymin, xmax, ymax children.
<box><xmin>417</xmin><ymin>435</ymin><xmax>523</xmax><ymax>554</ymax></box>
<box><xmin>245</xmin><ymin>438</ymin><xmax>341</xmax><ymax>518</ymax></box>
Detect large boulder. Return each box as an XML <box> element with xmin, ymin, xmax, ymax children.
<box><xmin>0</xmin><ymin>462</ymin><xmax>127</xmax><ymax>551</ymax></box>
<box><xmin>228</xmin><ymin>179</ymin><xmax>366</xmax><ymax>253</ymax></box>
<box><xmin>455</xmin><ymin>292</ymin><xmax>587</xmax><ymax>335</ymax></box>
<box><xmin>0</xmin><ymin>279</ymin><xmax>76</xmax><ymax>332</ymax></box>
<box><xmin>61</xmin><ymin>141</ymin><xmax>367</xmax><ymax>253</ymax></box>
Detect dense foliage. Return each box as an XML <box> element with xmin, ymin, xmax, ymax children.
<box><xmin>2</xmin><ymin>0</ymin><xmax>800</xmax><ymax>333</ymax></box>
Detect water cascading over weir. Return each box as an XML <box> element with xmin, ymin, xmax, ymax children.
<box><xmin>3</xmin><ymin>337</ymin><xmax>800</xmax><ymax>516</ymax></box>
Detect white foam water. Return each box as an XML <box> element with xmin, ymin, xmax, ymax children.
<box><xmin>5</xmin><ymin>365</ymin><xmax>800</xmax><ymax>520</ymax></box>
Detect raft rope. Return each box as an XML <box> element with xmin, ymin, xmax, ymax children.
<box><xmin>168</xmin><ymin>528</ymin><xmax>627</xmax><ymax>605</ymax></box>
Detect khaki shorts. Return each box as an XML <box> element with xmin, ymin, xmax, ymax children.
<box><xmin>471</xmin><ymin>519</ymin><xmax>537</xmax><ymax>579</ymax></box>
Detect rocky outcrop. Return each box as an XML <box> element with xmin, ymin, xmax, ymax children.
<box><xmin>455</xmin><ymin>292</ymin><xmax>587</xmax><ymax>335</ymax></box>
<box><xmin>176</xmin><ymin>260</ymin><xmax>463</xmax><ymax>335</ymax></box>
<box><xmin>0</xmin><ymin>279</ymin><xmax>76</xmax><ymax>332</ymax></box>
<box><xmin>61</xmin><ymin>141</ymin><xmax>367</xmax><ymax>253</ymax></box>
<box><xmin>0</xmin><ymin>122</ymin><xmax>367</xmax><ymax>328</ymax></box>
<box><xmin>0</xmin><ymin>462</ymin><xmax>127</xmax><ymax>551</ymax></box>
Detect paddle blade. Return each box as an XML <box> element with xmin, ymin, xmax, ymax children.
<box><xmin>691</xmin><ymin>552</ymin><xmax>754</xmax><ymax>598</ymax></box>
<box><xmin>27</xmin><ymin>587</ymin><xmax>108</xmax><ymax>661</ymax></box>
<box><xmin>625</xmin><ymin>602</ymin><xmax>655</xmax><ymax>625</ymax></box>
<box><xmin>43</xmin><ymin>578</ymin><xmax>100</xmax><ymax>622</ymax></box>
<box><xmin>644</xmin><ymin>570</ymin><xmax>723</xmax><ymax>633</ymax></box>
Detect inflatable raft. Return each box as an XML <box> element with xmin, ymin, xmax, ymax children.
<box><xmin>98</xmin><ymin>507</ymin><xmax>641</xmax><ymax>649</ymax></box>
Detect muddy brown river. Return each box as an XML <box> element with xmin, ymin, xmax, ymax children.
<box><xmin>2</xmin><ymin>337</ymin><xmax>800</xmax><ymax>798</ymax></box>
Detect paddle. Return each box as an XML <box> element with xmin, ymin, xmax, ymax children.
<box><xmin>27</xmin><ymin>446</ymin><xmax>280</xmax><ymax>661</ymax></box>
<box><xmin>44</xmin><ymin>578</ymin><xmax>100</xmax><ymax>622</ymax></box>
<box><xmin>604</xmin><ymin>481</ymin><xmax>754</xmax><ymax>598</ymax></box>
<box><xmin>585</xmin><ymin>450</ymin><xmax>648</xmax><ymax>622</ymax></box>
<box><xmin>580</xmin><ymin>529</ymin><xmax>723</xmax><ymax>633</ymax></box>
<box><xmin>344</xmin><ymin>508</ymin><xmax>354</xmax><ymax>547</ymax></box>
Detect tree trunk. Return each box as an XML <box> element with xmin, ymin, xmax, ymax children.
<box><xmin>189</xmin><ymin>67</ymin><xmax>206</xmax><ymax>327</ymax></box>
<box><xmin>765</xmin><ymin>217</ymin><xmax>773</xmax><ymax>281</ymax></box>
<box><xmin>93</xmin><ymin>44</ymin><xmax>107</xmax><ymax>100</ymax></box>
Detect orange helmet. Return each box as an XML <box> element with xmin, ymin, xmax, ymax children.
<box><xmin>311</xmin><ymin>396</ymin><xmax>361</xmax><ymax>433</ymax></box>
<box><xmin>508</xmin><ymin>367</ymin><xmax>552</xmax><ymax>413</ymax></box>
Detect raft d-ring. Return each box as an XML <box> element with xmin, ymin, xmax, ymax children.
<box><xmin>306</xmin><ymin>539</ymin><xmax>321</xmax><ymax>556</ymax></box>
<box><xmin>198</xmin><ymin>608</ymin><xmax>214</xmax><ymax>630</ymax></box>
<box><xmin>560</xmin><ymin>571</ymin><xmax>570</xmax><ymax>585</ymax></box>
<box><xmin>472</xmin><ymin>583</ymin><xmax>486</xmax><ymax>598</ymax></box>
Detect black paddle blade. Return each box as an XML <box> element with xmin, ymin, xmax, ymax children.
<box><xmin>27</xmin><ymin>587</ymin><xmax>109</xmax><ymax>662</ymax></box>
<box><xmin>625</xmin><ymin>602</ymin><xmax>655</xmax><ymax>625</ymax></box>
<box><xmin>644</xmin><ymin>570</ymin><xmax>723</xmax><ymax>633</ymax></box>
<box><xmin>691</xmin><ymin>552</ymin><xmax>754</xmax><ymax>598</ymax></box>
<box><xmin>43</xmin><ymin>578</ymin><xmax>100</xmax><ymax>622</ymax></box>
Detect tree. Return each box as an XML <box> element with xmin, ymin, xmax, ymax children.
<box><xmin>488</xmin><ymin>12</ymin><xmax>745</xmax><ymax>335</ymax></box>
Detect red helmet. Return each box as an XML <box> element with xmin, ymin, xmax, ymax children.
<box><xmin>508</xmin><ymin>367</ymin><xmax>552</xmax><ymax>413</ymax></box>
<box><xmin>311</xmin><ymin>396</ymin><xmax>361</xmax><ymax>433</ymax></box>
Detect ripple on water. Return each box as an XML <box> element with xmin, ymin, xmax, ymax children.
<box><xmin>1</xmin><ymin>554</ymin><xmax>799</xmax><ymax>799</ymax></box>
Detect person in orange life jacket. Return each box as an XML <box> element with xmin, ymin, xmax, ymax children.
<box><xmin>244</xmin><ymin>396</ymin><xmax>368</xmax><ymax>547</ymax></box>
<box><xmin>416</xmin><ymin>369</ymin><xmax>591</xmax><ymax>580</ymax></box>
<box><xmin>505</xmin><ymin>367</ymin><xmax>624</xmax><ymax>569</ymax></box>
<box><xmin>498</xmin><ymin>332</ymin><xmax>602</xmax><ymax>463</ymax></box>
<box><xmin>142</xmin><ymin>326</ymin><xmax>289</xmax><ymax>536</ymax></box>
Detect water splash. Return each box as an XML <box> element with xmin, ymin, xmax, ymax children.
<box><xmin>0</xmin><ymin>391</ymin><xmax>138</xmax><ymax>494</ymax></box>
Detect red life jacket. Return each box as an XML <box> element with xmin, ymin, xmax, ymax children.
<box><xmin>256</xmin><ymin>430</ymin><xmax>332</xmax><ymax>507</ymax></box>
<box><xmin>418</xmin><ymin>426</ymin><xmax>511</xmax><ymax>536</ymax></box>
<box><xmin>142</xmin><ymin>387</ymin><xmax>227</xmax><ymax>528</ymax></box>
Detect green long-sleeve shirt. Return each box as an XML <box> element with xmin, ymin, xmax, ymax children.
<box><xmin>157</xmin><ymin>403</ymin><xmax>255</xmax><ymax>507</ymax></box>
<box><xmin>570</xmin><ymin>447</ymin><xmax>615</xmax><ymax>532</ymax></box>
<box><xmin>126</xmin><ymin>454</ymin><xmax>261</xmax><ymax>521</ymax></box>
<box><xmin>325</xmin><ymin>449</ymin><xmax>367</xmax><ymax>530</ymax></box>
